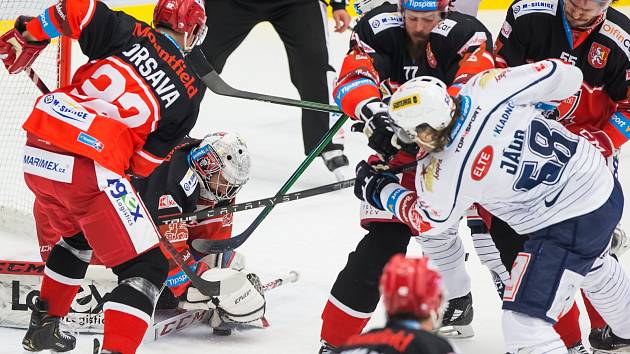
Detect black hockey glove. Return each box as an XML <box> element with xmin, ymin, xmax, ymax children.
<box><xmin>354</xmin><ymin>160</ymin><xmax>399</xmax><ymax>211</ymax></box>
<box><xmin>351</xmin><ymin>100</ymin><xmax>400</xmax><ymax>161</ymax></box>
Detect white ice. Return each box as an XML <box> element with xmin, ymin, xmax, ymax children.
<box><xmin>1</xmin><ymin>9</ymin><xmax>629</xmax><ymax>354</ymax></box>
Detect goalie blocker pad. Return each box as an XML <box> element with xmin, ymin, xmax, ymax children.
<box><xmin>0</xmin><ymin>260</ymin><xmax>116</xmax><ymax>333</ymax></box>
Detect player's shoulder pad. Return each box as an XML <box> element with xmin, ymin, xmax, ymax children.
<box><xmin>599</xmin><ymin>7</ymin><xmax>630</xmax><ymax>61</ymax></box>
<box><xmin>358</xmin><ymin>3</ymin><xmax>403</xmax><ymax>35</ymax></box>
<box><xmin>510</xmin><ymin>0</ymin><xmax>558</xmax><ymax>20</ymax></box>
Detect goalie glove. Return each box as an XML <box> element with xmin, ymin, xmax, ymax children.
<box><xmin>0</xmin><ymin>16</ymin><xmax>49</xmax><ymax>74</ymax></box>
<box><xmin>202</xmin><ymin>268</ymin><xmax>266</xmax><ymax>324</ymax></box>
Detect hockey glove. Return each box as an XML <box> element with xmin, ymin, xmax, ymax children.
<box><xmin>354</xmin><ymin>160</ymin><xmax>399</xmax><ymax>211</ymax></box>
<box><xmin>0</xmin><ymin>16</ymin><xmax>49</xmax><ymax>74</ymax></box>
<box><xmin>575</xmin><ymin>126</ymin><xmax>614</xmax><ymax>158</ymax></box>
<box><xmin>352</xmin><ymin>100</ymin><xmax>400</xmax><ymax>161</ymax></box>
<box><xmin>612</xmin><ymin>223</ymin><xmax>629</xmax><ymax>258</ymax></box>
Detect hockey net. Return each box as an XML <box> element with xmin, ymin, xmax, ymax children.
<box><xmin>0</xmin><ymin>1</ymin><xmax>71</xmax><ymax>236</ymax></box>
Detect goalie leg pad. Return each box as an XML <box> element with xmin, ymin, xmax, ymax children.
<box><xmin>201</xmin><ymin>268</ymin><xmax>265</xmax><ymax>324</ymax></box>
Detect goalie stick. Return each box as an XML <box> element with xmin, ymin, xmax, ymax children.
<box><xmin>190</xmin><ymin>160</ymin><xmax>420</xmax><ymax>254</ymax></box>
<box><xmin>144</xmin><ymin>270</ymin><xmax>300</xmax><ymax>342</ymax></box>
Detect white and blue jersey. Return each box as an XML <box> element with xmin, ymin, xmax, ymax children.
<box><xmin>381</xmin><ymin>60</ymin><xmax>614</xmax><ymax>236</ymax></box>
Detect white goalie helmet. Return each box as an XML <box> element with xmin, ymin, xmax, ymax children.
<box><xmin>354</xmin><ymin>0</ymin><xmax>396</xmax><ymax>16</ymax></box>
<box><xmin>188</xmin><ymin>132</ymin><xmax>251</xmax><ymax>201</ymax></box>
<box><xmin>388</xmin><ymin>76</ymin><xmax>455</xmax><ymax>148</ymax></box>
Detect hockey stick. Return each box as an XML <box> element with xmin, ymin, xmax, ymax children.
<box><xmin>190</xmin><ymin>159</ymin><xmax>420</xmax><ymax>254</ymax></box>
<box><xmin>159</xmin><ymin>159</ymin><xmax>420</xmax><ymax>225</ymax></box>
<box><xmin>25</xmin><ymin>67</ymin><xmax>51</xmax><ymax>94</ymax></box>
<box><xmin>144</xmin><ymin>271</ymin><xmax>300</xmax><ymax>341</ymax></box>
<box><xmin>186</xmin><ymin>48</ymin><xmax>343</xmax><ymax>114</ymax></box>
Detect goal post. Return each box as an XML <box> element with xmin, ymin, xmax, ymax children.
<box><xmin>0</xmin><ymin>1</ymin><xmax>71</xmax><ymax>236</ymax></box>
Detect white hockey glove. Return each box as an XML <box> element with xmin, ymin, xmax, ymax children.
<box><xmin>201</xmin><ymin>268</ymin><xmax>266</xmax><ymax>324</ymax></box>
<box><xmin>611</xmin><ymin>223</ymin><xmax>629</xmax><ymax>258</ymax></box>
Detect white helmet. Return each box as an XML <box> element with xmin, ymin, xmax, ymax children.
<box><xmin>188</xmin><ymin>132</ymin><xmax>250</xmax><ymax>201</ymax></box>
<box><xmin>354</xmin><ymin>0</ymin><xmax>396</xmax><ymax>16</ymax></box>
<box><xmin>388</xmin><ymin>76</ymin><xmax>454</xmax><ymax>147</ymax></box>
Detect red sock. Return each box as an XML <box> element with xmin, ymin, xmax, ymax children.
<box><xmin>582</xmin><ymin>289</ymin><xmax>606</xmax><ymax>330</ymax></box>
<box><xmin>553</xmin><ymin>301</ymin><xmax>581</xmax><ymax>347</ymax></box>
<box><xmin>39</xmin><ymin>272</ymin><xmax>81</xmax><ymax>317</ymax></box>
<box><xmin>102</xmin><ymin>307</ymin><xmax>149</xmax><ymax>354</ymax></box>
<box><xmin>321</xmin><ymin>299</ymin><xmax>371</xmax><ymax>347</ymax></box>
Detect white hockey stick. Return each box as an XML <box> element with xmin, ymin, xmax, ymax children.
<box><xmin>144</xmin><ymin>271</ymin><xmax>300</xmax><ymax>342</ymax></box>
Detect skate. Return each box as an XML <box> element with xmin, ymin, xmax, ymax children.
<box><xmin>318</xmin><ymin>340</ymin><xmax>338</xmax><ymax>354</ymax></box>
<box><xmin>22</xmin><ymin>298</ymin><xmax>76</xmax><ymax>352</ymax></box>
<box><xmin>590</xmin><ymin>326</ymin><xmax>630</xmax><ymax>353</ymax></box>
<box><xmin>567</xmin><ymin>340</ymin><xmax>589</xmax><ymax>354</ymax></box>
<box><xmin>93</xmin><ymin>338</ymin><xmax>122</xmax><ymax>354</ymax></box>
<box><xmin>437</xmin><ymin>292</ymin><xmax>474</xmax><ymax>338</ymax></box>
<box><xmin>321</xmin><ymin>150</ymin><xmax>350</xmax><ymax>181</ymax></box>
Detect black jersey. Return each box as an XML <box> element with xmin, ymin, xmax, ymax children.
<box><xmin>337</xmin><ymin>320</ymin><xmax>456</xmax><ymax>354</ymax></box>
<box><xmin>132</xmin><ymin>139</ymin><xmax>202</xmax><ymax>224</ymax></box>
<box><xmin>351</xmin><ymin>3</ymin><xmax>493</xmax><ymax>87</ymax></box>
<box><xmin>495</xmin><ymin>0</ymin><xmax>630</xmax><ymax>147</ymax></box>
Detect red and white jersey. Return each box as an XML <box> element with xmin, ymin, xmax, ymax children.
<box><xmin>381</xmin><ymin>60</ymin><xmax>614</xmax><ymax>236</ymax></box>
<box><xmin>22</xmin><ymin>1</ymin><xmax>204</xmax><ymax>176</ymax></box>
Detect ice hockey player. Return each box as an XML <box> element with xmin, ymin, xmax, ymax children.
<box><xmin>0</xmin><ymin>0</ymin><xmax>253</xmax><ymax>352</ymax></box>
<box><xmin>483</xmin><ymin>0</ymin><xmax>630</xmax><ymax>350</ymax></box>
<box><xmin>336</xmin><ymin>254</ymin><xmax>456</xmax><ymax>354</ymax></box>
<box><xmin>354</xmin><ymin>60</ymin><xmax>630</xmax><ymax>353</ymax></box>
<box><xmin>319</xmin><ymin>0</ymin><xmax>495</xmax><ymax>351</ymax></box>
<box><xmin>132</xmin><ymin>132</ymin><xmax>265</xmax><ymax>329</ymax></box>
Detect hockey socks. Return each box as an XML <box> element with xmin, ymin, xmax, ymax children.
<box><xmin>102</xmin><ymin>307</ymin><xmax>149</xmax><ymax>354</ymax></box>
<box><xmin>321</xmin><ymin>299</ymin><xmax>372</xmax><ymax>347</ymax></box>
<box><xmin>552</xmin><ymin>301</ymin><xmax>581</xmax><ymax>348</ymax></box>
<box><xmin>40</xmin><ymin>241</ymin><xmax>90</xmax><ymax>316</ymax></box>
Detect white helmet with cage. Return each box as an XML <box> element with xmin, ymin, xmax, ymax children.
<box><xmin>188</xmin><ymin>132</ymin><xmax>251</xmax><ymax>202</ymax></box>
<box><xmin>388</xmin><ymin>76</ymin><xmax>454</xmax><ymax>149</ymax></box>
<box><xmin>354</xmin><ymin>0</ymin><xmax>396</xmax><ymax>16</ymax></box>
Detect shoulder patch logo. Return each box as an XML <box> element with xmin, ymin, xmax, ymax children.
<box><xmin>512</xmin><ymin>0</ymin><xmax>557</xmax><ymax>19</ymax></box>
<box><xmin>600</xmin><ymin>20</ymin><xmax>630</xmax><ymax>61</ymax></box>
<box><xmin>588</xmin><ymin>42</ymin><xmax>610</xmax><ymax>69</ymax></box>
<box><xmin>369</xmin><ymin>12</ymin><xmax>404</xmax><ymax>35</ymax></box>
<box><xmin>501</xmin><ymin>21</ymin><xmax>513</xmax><ymax>39</ymax></box>
<box><xmin>471</xmin><ymin>145</ymin><xmax>493</xmax><ymax>181</ymax></box>
<box><xmin>432</xmin><ymin>18</ymin><xmax>457</xmax><ymax>37</ymax></box>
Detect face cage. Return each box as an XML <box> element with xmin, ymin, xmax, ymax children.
<box><xmin>205</xmin><ymin>172</ymin><xmax>244</xmax><ymax>201</ymax></box>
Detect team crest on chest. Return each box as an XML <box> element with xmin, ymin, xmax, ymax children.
<box><xmin>588</xmin><ymin>42</ymin><xmax>610</xmax><ymax>69</ymax></box>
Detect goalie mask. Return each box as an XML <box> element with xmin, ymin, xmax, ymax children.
<box><xmin>388</xmin><ymin>76</ymin><xmax>455</xmax><ymax>151</ymax></box>
<box><xmin>188</xmin><ymin>132</ymin><xmax>250</xmax><ymax>202</ymax></box>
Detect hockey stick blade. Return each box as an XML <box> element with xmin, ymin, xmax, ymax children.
<box><xmin>187</xmin><ymin>48</ymin><xmax>342</xmax><ymax>114</ymax></box>
<box><xmin>157</xmin><ymin>234</ymin><xmax>243</xmax><ymax>297</ymax></box>
<box><xmin>191</xmin><ymin>160</ymin><xmax>419</xmax><ymax>254</ymax></box>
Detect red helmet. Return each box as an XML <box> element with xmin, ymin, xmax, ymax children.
<box><xmin>380</xmin><ymin>254</ymin><xmax>444</xmax><ymax>321</ymax></box>
<box><xmin>153</xmin><ymin>0</ymin><xmax>207</xmax><ymax>50</ymax></box>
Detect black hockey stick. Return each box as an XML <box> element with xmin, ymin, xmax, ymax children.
<box><xmin>186</xmin><ymin>48</ymin><xmax>343</xmax><ymax>114</ymax></box>
<box><xmin>190</xmin><ymin>160</ymin><xmax>420</xmax><ymax>254</ymax></box>
<box><xmin>159</xmin><ymin>159</ymin><xmax>420</xmax><ymax>225</ymax></box>
<box><xmin>157</xmin><ymin>232</ymin><xmax>244</xmax><ymax>297</ymax></box>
